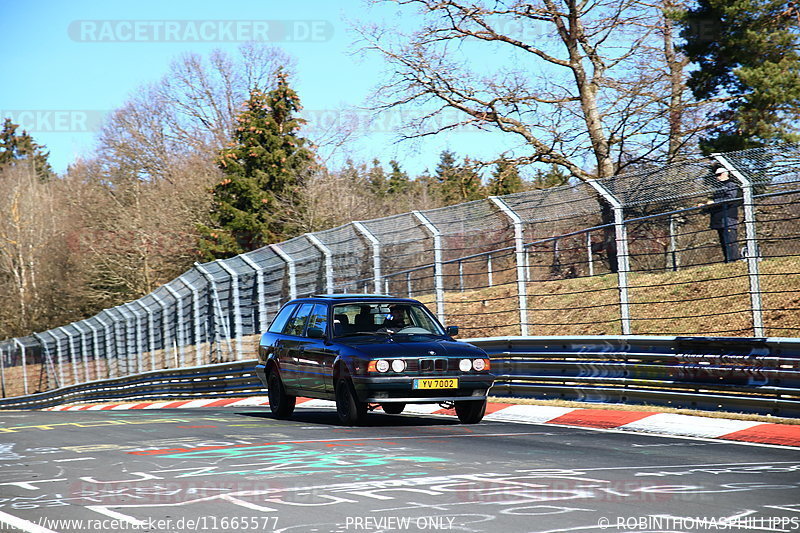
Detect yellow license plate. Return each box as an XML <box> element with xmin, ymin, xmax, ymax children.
<box><xmin>414</xmin><ymin>378</ymin><xmax>458</xmax><ymax>389</ymax></box>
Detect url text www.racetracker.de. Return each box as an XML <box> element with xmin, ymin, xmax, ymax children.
<box><xmin>2</xmin><ymin>516</ymin><xmax>280</xmax><ymax>532</ymax></box>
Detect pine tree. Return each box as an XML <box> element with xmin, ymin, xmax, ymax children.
<box><xmin>531</xmin><ymin>164</ymin><xmax>570</xmax><ymax>189</ymax></box>
<box><xmin>387</xmin><ymin>160</ymin><xmax>410</xmax><ymax>195</ymax></box>
<box><xmin>367</xmin><ymin>159</ymin><xmax>388</xmax><ymax>197</ymax></box>
<box><xmin>434</xmin><ymin>151</ymin><xmax>484</xmax><ymax>204</ymax></box>
<box><xmin>681</xmin><ymin>0</ymin><xmax>800</xmax><ymax>151</ymax></box>
<box><xmin>0</xmin><ymin>118</ymin><xmax>53</xmax><ymax>180</ymax></box>
<box><xmin>488</xmin><ymin>160</ymin><xmax>525</xmax><ymax>196</ymax></box>
<box><xmin>198</xmin><ymin>72</ymin><xmax>313</xmax><ymax>260</ymax></box>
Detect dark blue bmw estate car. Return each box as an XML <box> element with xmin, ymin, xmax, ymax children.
<box><xmin>256</xmin><ymin>294</ymin><xmax>494</xmax><ymax>425</ymax></box>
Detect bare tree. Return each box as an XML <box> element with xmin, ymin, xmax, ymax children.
<box><xmin>357</xmin><ymin>0</ymin><xmax>721</xmax><ymax>268</ymax></box>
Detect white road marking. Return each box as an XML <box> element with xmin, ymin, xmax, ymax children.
<box><xmin>0</xmin><ymin>509</ymin><xmax>60</xmax><ymax>533</ymax></box>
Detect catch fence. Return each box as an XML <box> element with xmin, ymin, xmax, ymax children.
<box><xmin>1</xmin><ymin>145</ymin><xmax>799</xmax><ymax>398</ymax></box>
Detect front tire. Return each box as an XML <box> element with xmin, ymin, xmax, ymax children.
<box><xmin>455</xmin><ymin>399</ymin><xmax>486</xmax><ymax>424</ymax></box>
<box><xmin>336</xmin><ymin>378</ymin><xmax>366</xmax><ymax>425</ymax></box>
<box><xmin>381</xmin><ymin>402</ymin><xmax>406</xmax><ymax>415</ymax></box>
<box><xmin>268</xmin><ymin>370</ymin><xmax>296</xmax><ymax>419</ymax></box>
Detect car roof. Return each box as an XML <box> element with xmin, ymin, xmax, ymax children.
<box><xmin>287</xmin><ymin>294</ymin><xmax>420</xmax><ymax>305</ymax></box>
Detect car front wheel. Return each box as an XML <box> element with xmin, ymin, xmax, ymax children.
<box><xmin>336</xmin><ymin>378</ymin><xmax>367</xmax><ymax>425</ymax></box>
<box><xmin>268</xmin><ymin>370</ymin><xmax>296</xmax><ymax>419</ymax></box>
<box><xmin>455</xmin><ymin>399</ymin><xmax>487</xmax><ymax>424</ymax></box>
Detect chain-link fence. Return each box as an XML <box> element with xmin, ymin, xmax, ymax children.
<box><xmin>2</xmin><ymin>145</ymin><xmax>799</xmax><ymax>398</ymax></box>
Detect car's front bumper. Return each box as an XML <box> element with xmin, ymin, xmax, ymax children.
<box><xmin>351</xmin><ymin>374</ymin><xmax>495</xmax><ymax>403</ymax></box>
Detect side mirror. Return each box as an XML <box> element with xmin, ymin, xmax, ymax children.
<box><xmin>307</xmin><ymin>327</ymin><xmax>325</xmax><ymax>339</ymax></box>
<box><xmin>445</xmin><ymin>326</ymin><xmax>459</xmax><ymax>337</ymax></box>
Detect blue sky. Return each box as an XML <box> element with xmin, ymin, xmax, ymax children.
<box><xmin>1</xmin><ymin>0</ymin><xmax>511</xmax><ymax>177</ymax></box>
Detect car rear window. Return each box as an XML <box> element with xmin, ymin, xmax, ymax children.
<box><xmin>282</xmin><ymin>303</ymin><xmax>314</xmax><ymax>336</ymax></box>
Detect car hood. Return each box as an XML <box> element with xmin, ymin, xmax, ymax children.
<box><xmin>346</xmin><ymin>338</ymin><xmax>486</xmax><ymax>358</ymax></box>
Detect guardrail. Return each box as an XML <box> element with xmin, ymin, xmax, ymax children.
<box><xmin>1</xmin><ymin>336</ymin><xmax>798</xmax><ymax>416</ymax></box>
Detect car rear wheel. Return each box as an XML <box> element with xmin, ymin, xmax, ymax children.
<box><xmin>455</xmin><ymin>399</ymin><xmax>486</xmax><ymax>424</ymax></box>
<box><xmin>268</xmin><ymin>370</ymin><xmax>296</xmax><ymax>419</ymax></box>
<box><xmin>336</xmin><ymin>378</ymin><xmax>366</xmax><ymax>425</ymax></box>
<box><xmin>381</xmin><ymin>402</ymin><xmax>406</xmax><ymax>415</ymax></box>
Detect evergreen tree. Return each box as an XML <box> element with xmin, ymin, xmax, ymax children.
<box><xmin>367</xmin><ymin>158</ymin><xmax>388</xmax><ymax>197</ymax></box>
<box><xmin>387</xmin><ymin>159</ymin><xmax>410</xmax><ymax>195</ymax></box>
<box><xmin>531</xmin><ymin>164</ymin><xmax>570</xmax><ymax>189</ymax></box>
<box><xmin>681</xmin><ymin>0</ymin><xmax>800</xmax><ymax>151</ymax></box>
<box><xmin>488</xmin><ymin>160</ymin><xmax>525</xmax><ymax>196</ymax></box>
<box><xmin>0</xmin><ymin>118</ymin><xmax>53</xmax><ymax>180</ymax></box>
<box><xmin>198</xmin><ymin>72</ymin><xmax>313</xmax><ymax>260</ymax></box>
<box><xmin>434</xmin><ymin>151</ymin><xmax>484</xmax><ymax>204</ymax></box>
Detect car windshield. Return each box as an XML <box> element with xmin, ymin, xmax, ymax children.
<box><xmin>332</xmin><ymin>302</ymin><xmax>445</xmax><ymax>338</ymax></box>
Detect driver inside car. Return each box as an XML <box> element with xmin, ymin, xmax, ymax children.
<box><xmin>383</xmin><ymin>304</ymin><xmax>409</xmax><ymax>330</ymax></box>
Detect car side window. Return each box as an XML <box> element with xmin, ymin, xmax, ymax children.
<box><xmin>282</xmin><ymin>303</ymin><xmax>314</xmax><ymax>337</ymax></box>
<box><xmin>268</xmin><ymin>304</ymin><xmax>297</xmax><ymax>333</ymax></box>
<box><xmin>307</xmin><ymin>304</ymin><xmax>329</xmax><ymax>336</ymax></box>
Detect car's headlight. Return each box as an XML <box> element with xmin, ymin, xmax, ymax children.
<box><xmin>473</xmin><ymin>358</ymin><xmax>486</xmax><ymax>371</ymax></box>
<box><xmin>391</xmin><ymin>359</ymin><xmax>406</xmax><ymax>373</ymax></box>
<box><xmin>459</xmin><ymin>359</ymin><xmax>472</xmax><ymax>372</ymax></box>
<box><xmin>376</xmin><ymin>359</ymin><xmax>390</xmax><ymax>373</ymax></box>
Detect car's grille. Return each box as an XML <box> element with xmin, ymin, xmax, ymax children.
<box><xmin>419</xmin><ymin>358</ymin><xmax>448</xmax><ymax>373</ymax></box>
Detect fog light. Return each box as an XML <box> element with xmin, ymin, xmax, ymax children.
<box><xmin>459</xmin><ymin>359</ymin><xmax>472</xmax><ymax>372</ymax></box>
<box><xmin>391</xmin><ymin>359</ymin><xmax>406</xmax><ymax>373</ymax></box>
<box><xmin>473</xmin><ymin>358</ymin><xmax>486</xmax><ymax>371</ymax></box>
<box><xmin>376</xmin><ymin>360</ymin><xmax>390</xmax><ymax>373</ymax></box>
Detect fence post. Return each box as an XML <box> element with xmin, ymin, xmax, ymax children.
<box><xmin>240</xmin><ymin>255</ymin><xmax>268</xmax><ymax>333</ymax></box>
<box><xmin>195</xmin><ymin>263</ymin><xmax>235</xmax><ymax>361</ymax></box>
<box><xmin>306</xmin><ymin>233</ymin><xmax>334</xmax><ymax>294</ymax></box>
<box><xmin>71</xmin><ymin>322</ymin><xmax>92</xmax><ymax>383</ymax></box>
<box><xmin>586</xmin><ymin>180</ymin><xmax>632</xmax><ymax>335</ymax></box>
<box><xmin>150</xmin><ymin>293</ymin><xmax>173</xmax><ymax>368</ymax></box>
<box><xmin>94</xmin><ymin>313</ymin><xmax>115</xmax><ymax>378</ymax></box>
<box><xmin>177</xmin><ymin>276</ymin><xmax>204</xmax><ymax>366</ymax></box>
<box><xmin>136</xmin><ymin>301</ymin><xmax>156</xmax><ymax>372</ymax></box>
<box><xmin>587</xmin><ymin>231</ymin><xmax>594</xmax><ymax>276</ymax></box>
<box><xmin>123</xmin><ymin>304</ymin><xmax>144</xmax><ymax>374</ymax></box>
<box><xmin>487</xmin><ymin>254</ymin><xmax>493</xmax><ymax>287</ymax></box>
<box><xmin>489</xmin><ymin>197</ymin><xmax>529</xmax><ymax>336</ymax></box>
<box><xmin>713</xmin><ymin>153</ymin><xmax>764</xmax><ymax>337</ymax></box>
<box><xmin>164</xmin><ymin>285</ymin><xmax>188</xmax><ymax>366</ymax></box>
<box><xmin>58</xmin><ymin>327</ymin><xmax>79</xmax><ymax>385</ymax></box>
<box><xmin>269</xmin><ymin>245</ymin><xmax>297</xmax><ymax>301</ymax></box>
<box><xmin>0</xmin><ymin>343</ymin><xmax>6</xmax><ymax>397</ymax></box>
<box><xmin>406</xmin><ymin>272</ymin><xmax>412</xmax><ymax>297</ymax></box>
<box><xmin>352</xmin><ymin>221</ymin><xmax>382</xmax><ymax>294</ymax></box>
<box><xmin>108</xmin><ymin>307</ymin><xmax>133</xmax><ymax>376</ymax></box>
<box><xmin>46</xmin><ymin>331</ymin><xmax>64</xmax><ymax>387</ymax></box>
<box><xmin>669</xmin><ymin>214</ymin><xmax>678</xmax><ymax>271</ymax></box>
<box><xmin>413</xmin><ymin>211</ymin><xmax>446</xmax><ymax>324</ymax></box>
<box><xmin>215</xmin><ymin>261</ymin><xmax>242</xmax><ymax>360</ymax></box>
<box><xmin>85</xmin><ymin>319</ymin><xmax>103</xmax><ymax>381</ymax></box>
<box><xmin>14</xmin><ymin>338</ymin><xmax>29</xmax><ymax>395</ymax></box>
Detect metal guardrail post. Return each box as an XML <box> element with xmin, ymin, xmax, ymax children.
<box><xmin>487</xmin><ymin>254</ymin><xmax>493</xmax><ymax>287</ymax></box>
<box><xmin>163</xmin><ymin>285</ymin><xmax>188</xmax><ymax>366</ymax></box>
<box><xmin>195</xmin><ymin>263</ymin><xmax>235</xmax><ymax>361</ymax></box>
<box><xmin>14</xmin><ymin>338</ymin><xmax>29</xmax><ymax>395</ymax></box>
<box><xmin>352</xmin><ymin>221</ymin><xmax>382</xmax><ymax>294</ymax></box>
<box><xmin>306</xmin><ymin>233</ymin><xmax>334</xmax><ymax>294</ymax></box>
<box><xmin>135</xmin><ymin>301</ymin><xmax>156</xmax><ymax>372</ymax></box>
<box><xmin>586</xmin><ymin>180</ymin><xmax>632</xmax><ymax>335</ymax></box>
<box><xmin>489</xmin><ymin>197</ymin><xmax>529</xmax><ymax>336</ymax></box>
<box><xmin>177</xmin><ymin>276</ymin><xmax>204</xmax><ymax>366</ymax></box>
<box><xmin>123</xmin><ymin>303</ymin><xmax>144</xmax><ymax>374</ymax></box>
<box><xmin>713</xmin><ymin>153</ymin><xmax>764</xmax><ymax>337</ymax></box>
<box><xmin>0</xmin><ymin>343</ymin><xmax>6</xmax><ymax>397</ymax></box>
<box><xmin>240</xmin><ymin>255</ymin><xmax>267</xmax><ymax>333</ymax></box>
<box><xmin>94</xmin><ymin>313</ymin><xmax>115</xmax><ymax>378</ymax></box>
<box><xmin>46</xmin><ymin>331</ymin><xmax>64</xmax><ymax>387</ymax></box>
<box><xmin>269</xmin><ymin>245</ymin><xmax>297</xmax><ymax>301</ymax></box>
<box><xmin>215</xmin><ymin>261</ymin><xmax>242</xmax><ymax>360</ymax></box>
<box><xmin>58</xmin><ymin>327</ymin><xmax>79</xmax><ymax>385</ymax></box>
<box><xmin>71</xmin><ymin>322</ymin><xmax>92</xmax><ymax>383</ymax></box>
<box><xmin>150</xmin><ymin>292</ymin><xmax>174</xmax><ymax>368</ymax></box>
<box><xmin>413</xmin><ymin>211</ymin><xmax>446</xmax><ymax>324</ymax></box>
<box><xmin>106</xmin><ymin>308</ymin><xmax>130</xmax><ymax>376</ymax></box>
<box><xmin>84</xmin><ymin>319</ymin><xmax>103</xmax><ymax>380</ymax></box>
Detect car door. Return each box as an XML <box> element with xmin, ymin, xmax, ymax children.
<box><xmin>303</xmin><ymin>303</ymin><xmax>338</xmax><ymax>394</ymax></box>
<box><xmin>279</xmin><ymin>303</ymin><xmax>314</xmax><ymax>393</ymax></box>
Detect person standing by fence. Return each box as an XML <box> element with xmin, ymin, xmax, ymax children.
<box><xmin>701</xmin><ymin>166</ymin><xmax>743</xmax><ymax>262</ymax></box>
